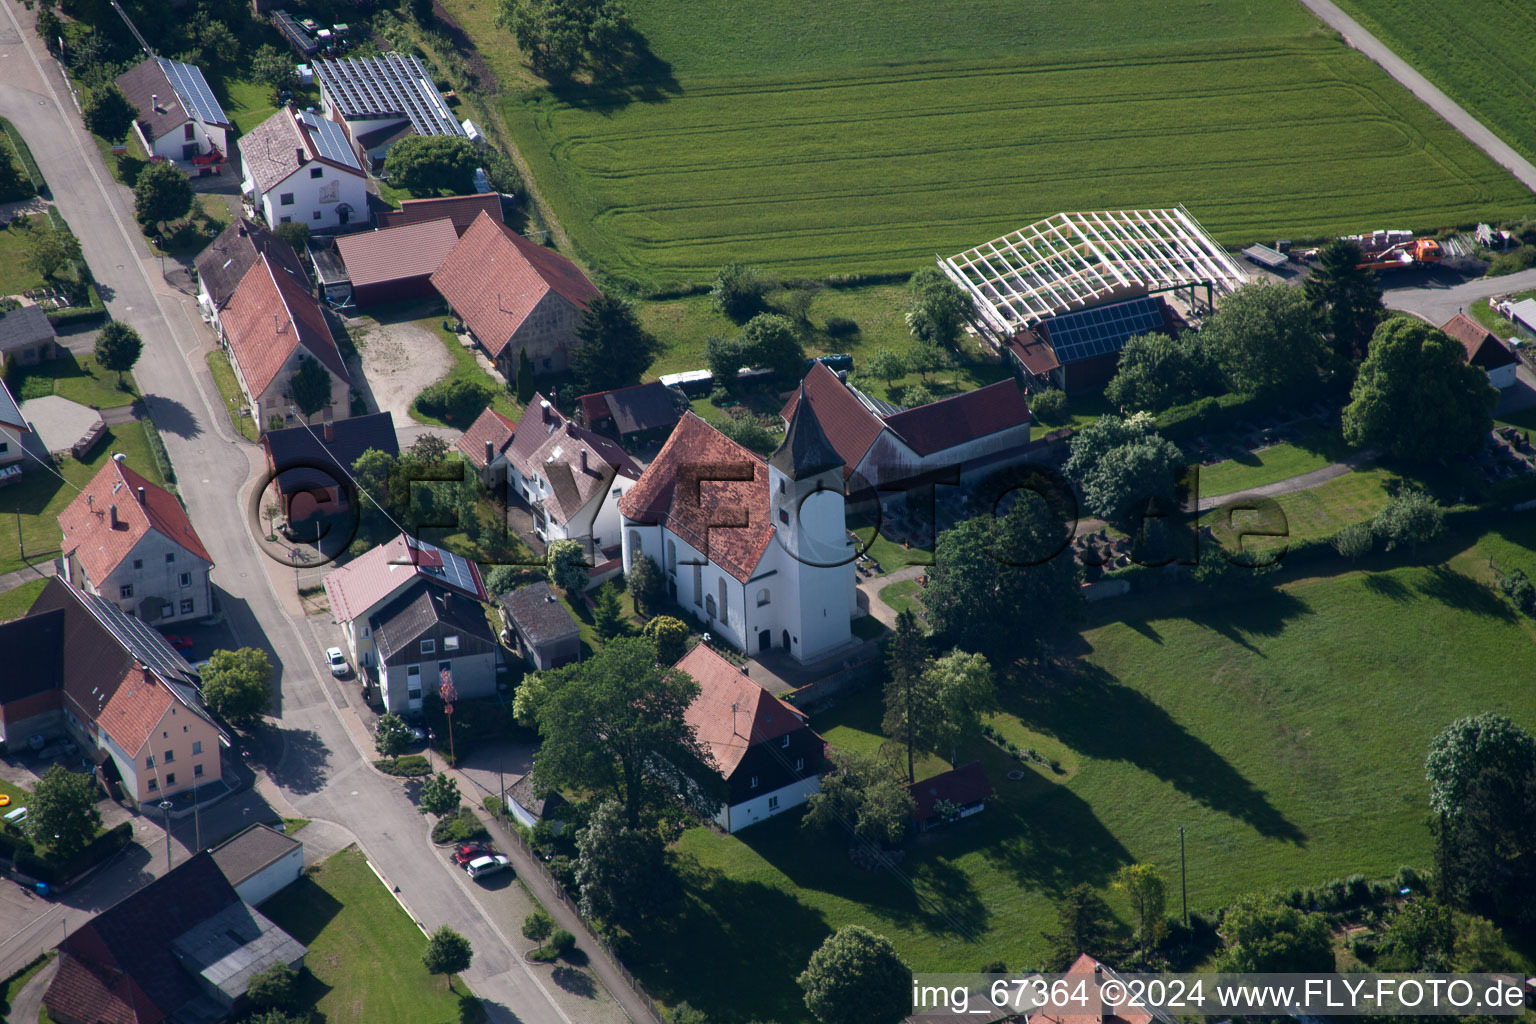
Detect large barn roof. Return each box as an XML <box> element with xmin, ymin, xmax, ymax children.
<box><xmin>940</xmin><ymin>207</ymin><xmax>1249</xmax><ymax>332</ymax></box>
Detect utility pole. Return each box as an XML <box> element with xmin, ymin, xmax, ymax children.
<box><xmin>1179</xmin><ymin>826</ymin><xmax>1188</xmax><ymax>928</ymax></box>
<box><xmin>160</xmin><ymin>800</ymin><xmax>175</xmax><ymax>870</ymax></box>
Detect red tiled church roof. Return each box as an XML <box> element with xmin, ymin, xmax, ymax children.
<box><xmin>882</xmin><ymin>379</ymin><xmax>1031</xmax><ymax>456</ymax></box>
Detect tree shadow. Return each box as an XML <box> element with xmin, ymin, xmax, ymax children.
<box><xmin>1007</xmin><ymin>662</ymin><xmax>1306</xmax><ymax>844</ymax></box>
<box><xmin>545</xmin><ymin>28</ymin><xmax>681</xmax><ymax>112</ymax></box>
<box><xmin>143</xmin><ymin>393</ymin><xmax>201</xmax><ymax>440</ymax></box>
<box><xmin>1360</xmin><ymin>572</ymin><xmax>1411</xmax><ymax>601</ymax></box>
<box><xmin>265</xmin><ymin>727</ymin><xmax>331</xmax><ymax>795</ymax></box>
<box><xmin>1417</xmin><ymin>565</ymin><xmax>1514</xmax><ymax>621</ymax></box>
<box><xmin>1179</xmin><ymin>586</ymin><xmax>1309</xmax><ymax>656</ymax></box>
<box><xmin>549</xmin><ymin>965</ymin><xmax>596</xmax><ymax>998</ymax></box>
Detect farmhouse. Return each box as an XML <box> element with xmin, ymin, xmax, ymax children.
<box><xmin>334</xmin><ymin>217</ymin><xmax>459</xmax><ymax>306</ymax></box>
<box><xmin>1441</xmin><ymin>313</ymin><xmax>1520</xmax><ymax>389</ymax></box>
<box><xmin>498</xmin><ymin>582</ymin><xmax>581</xmax><ymax>671</ymax></box>
<box><xmin>578</xmin><ymin>381</ymin><xmax>682</xmax><ymax>447</ymax></box>
<box><xmin>376</xmin><ymin>192</ymin><xmax>504</xmax><ymax>234</ymax></box>
<box><xmin>322</xmin><ymin>534</ymin><xmax>487</xmax><ymax>674</ymax></box>
<box><xmin>430</xmin><ymin>212</ymin><xmax>601</xmax><ymax>378</ymax></box>
<box><xmin>675</xmin><ymin>643</ymin><xmax>825</xmax><ymax>833</ymax></box>
<box><xmin>312</xmin><ymin>53</ymin><xmax>466</xmax><ymax>166</ymax></box>
<box><xmin>780</xmin><ymin>362</ymin><xmax>1034</xmax><ymax>488</ymax></box>
<box><xmin>114</xmin><ymin>57</ymin><xmax>232</xmax><ymax>170</ymax></box>
<box><xmin>368</xmin><ymin>579</ymin><xmax>499</xmax><ymax>715</ymax></box>
<box><xmin>239</xmin><ymin>105</ymin><xmax>368</xmax><ymax>231</ymax></box>
<box><xmin>195</xmin><ymin>219</ymin><xmax>308</xmax><ymax>333</ymax></box>
<box><xmin>456</xmin><ymin>406</ymin><xmax>518</xmax><ymax>490</ymax></box>
<box><xmin>0</xmin><ymin>303</ymin><xmax>58</xmax><ymax>368</ymax></box>
<box><xmin>942</xmin><ymin>208</ymin><xmax>1248</xmax><ymax>392</ymax></box>
<box><xmin>504</xmin><ymin>394</ymin><xmax>641</xmax><ymax>558</ymax></box>
<box><xmin>45</xmin><ymin>852</ymin><xmax>306</xmax><ymax>1024</ymax></box>
<box><xmin>1</xmin><ymin>577</ymin><xmax>224</xmax><ymax>804</ymax></box>
<box><xmin>217</xmin><ymin>254</ymin><xmax>352</xmax><ymax>431</ymax></box>
<box><xmin>210</xmin><ymin>822</ymin><xmax>304</xmax><ymax>907</ymax></box>
<box><xmin>262</xmin><ymin>411</ymin><xmax>398</xmax><ymax>520</ymax></box>
<box><xmin>620</xmin><ymin>402</ymin><xmax>858</xmax><ymax>664</ymax></box>
<box><xmin>906</xmin><ymin>761</ymin><xmax>991</xmax><ymax>832</ymax></box>
<box><xmin>58</xmin><ymin>457</ymin><xmax>214</xmax><ymax>625</ymax></box>
<box><xmin>0</xmin><ymin>377</ymin><xmax>30</xmax><ymax>482</ymax></box>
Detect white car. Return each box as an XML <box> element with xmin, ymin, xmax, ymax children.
<box><xmin>465</xmin><ymin>854</ymin><xmax>511</xmax><ymax>880</ymax></box>
<box><xmin>325</xmin><ymin>647</ymin><xmax>349</xmax><ymax>678</ymax></box>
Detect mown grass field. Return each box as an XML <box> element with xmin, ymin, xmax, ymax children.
<box><xmin>629</xmin><ymin>523</ymin><xmax>1536</xmax><ymax>1022</ymax></box>
<box><xmin>500</xmin><ymin>4</ymin><xmax>1533</xmax><ymax>293</ymax></box>
<box><xmin>1331</xmin><ymin>0</ymin><xmax>1536</xmax><ymax>164</ymax></box>
<box><xmin>1197</xmin><ymin>428</ymin><xmax>1354</xmax><ymax>497</ymax></box>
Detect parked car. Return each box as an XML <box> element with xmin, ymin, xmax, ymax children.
<box><xmin>465</xmin><ymin>854</ymin><xmax>511</xmax><ymax>880</ymax></box>
<box><xmin>454</xmin><ymin>842</ymin><xmax>492</xmax><ymax>866</ymax></box>
<box><xmin>325</xmin><ymin>647</ymin><xmax>349</xmax><ymax>678</ymax></box>
<box><xmin>162</xmin><ymin>634</ymin><xmax>195</xmax><ymax>652</ymax></box>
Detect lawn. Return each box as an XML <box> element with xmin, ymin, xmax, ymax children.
<box><xmin>0</xmin><ymin>577</ymin><xmax>46</xmax><ymax>622</ymax></box>
<box><xmin>631</xmin><ymin>525</ymin><xmax>1536</xmax><ymax>1021</ymax></box>
<box><xmin>1202</xmin><ymin>464</ymin><xmax>1400</xmax><ymax>557</ymax></box>
<box><xmin>498</xmin><ymin>0</ymin><xmax>1531</xmax><ymax>293</ymax></box>
<box><xmin>206</xmin><ymin>350</ymin><xmax>259</xmax><ymax>441</ymax></box>
<box><xmin>0</xmin><ymin>419</ymin><xmax>166</xmax><ymax>576</ymax></box>
<box><xmin>1330</xmin><ymin>0</ymin><xmax>1536</xmax><ymax>163</ymax></box>
<box><xmin>407</xmin><ymin>316</ymin><xmax>521</xmax><ymax>428</ymax></box>
<box><xmin>1196</xmin><ymin>429</ymin><xmax>1354</xmax><ymax>498</ymax></box>
<box><xmin>259</xmin><ymin>846</ymin><xmax>482</xmax><ymax>1024</ymax></box>
<box><xmin>7</xmin><ymin>351</ymin><xmax>138</xmax><ymax>410</ymax></box>
<box><xmin>878</xmin><ymin>578</ymin><xmax>923</xmax><ymax>618</ymax></box>
<box><xmin>0</xmin><ymin>216</ymin><xmax>53</xmax><ymax>297</ymax></box>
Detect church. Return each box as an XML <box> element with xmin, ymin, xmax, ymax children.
<box><xmin>618</xmin><ymin>393</ymin><xmax>858</xmax><ymax>663</ymax></box>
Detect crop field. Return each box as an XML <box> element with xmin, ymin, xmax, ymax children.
<box><xmin>1331</xmin><ymin>0</ymin><xmax>1536</xmax><ymax>164</ymax></box>
<box><xmin>501</xmin><ymin>20</ymin><xmax>1533</xmax><ymax>292</ymax></box>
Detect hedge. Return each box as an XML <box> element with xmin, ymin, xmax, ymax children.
<box><xmin>375</xmin><ymin>755</ymin><xmax>432</xmax><ymax>777</ymax></box>
<box><xmin>0</xmin><ymin>117</ymin><xmax>44</xmax><ymax>196</ymax></box>
<box><xmin>7</xmin><ymin>822</ymin><xmax>133</xmax><ymax>885</ymax></box>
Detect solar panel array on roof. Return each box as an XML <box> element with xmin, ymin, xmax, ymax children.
<box><xmin>78</xmin><ymin>588</ymin><xmax>201</xmax><ymax>687</ymax></box>
<box><xmin>299</xmin><ymin>110</ymin><xmax>361</xmax><ymax>171</ymax></box>
<box><xmin>313</xmin><ymin>54</ymin><xmax>464</xmax><ymax>138</ymax></box>
<box><xmin>1039</xmin><ymin>295</ymin><xmax>1165</xmax><ymax>364</ymax></box>
<box><xmin>156</xmin><ymin>57</ymin><xmax>229</xmax><ymax>127</ymax></box>
<box><xmin>399</xmin><ymin>536</ymin><xmax>479</xmax><ymax>595</ymax></box>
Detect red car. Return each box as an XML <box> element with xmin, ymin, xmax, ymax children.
<box><xmin>453</xmin><ymin>842</ymin><xmax>492</xmax><ymax>866</ymax></box>
<box><xmin>162</xmin><ymin>634</ymin><xmax>195</xmax><ymax>652</ymax></box>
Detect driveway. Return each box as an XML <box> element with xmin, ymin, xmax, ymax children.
<box><xmin>345</xmin><ymin>315</ymin><xmax>460</xmax><ymax>452</ymax></box>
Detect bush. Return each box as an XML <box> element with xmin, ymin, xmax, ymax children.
<box><xmin>1498</xmin><ymin>569</ymin><xmax>1536</xmax><ymax>616</ymax></box>
<box><xmin>414</xmin><ymin>377</ymin><xmax>494</xmax><ymax>424</ymax></box>
<box><xmin>710</xmin><ymin>262</ymin><xmax>769</xmax><ymax>321</ymax></box>
<box><xmin>1029</xmin><ymin>388</ymin><xmax>1069</xmax><ymax>425</ymax></box>
<box><xmin>483</xmin><ymin>795</ymin><xmax>504</xmax><ymax>817</ymax></box>
<box><xmin>549</xmin><ymin>928</ymin><xmax>576</xmax><ymax>956</ymax></box>
<box><xmin>1321</xmin><ymin>878</ymin><xmax>1349</xmax><ymax>911</ymax></box>
<box><xmin>824</xmin><ymin>315</ymin><xmax>859</xmax><ymax>337</ymax></box>
<box><xmin>375</xmin><ymin>755</ymin><xmax>432</xmax><ymax>777</ymax></box>
<box><xmin>430</xmin><ymin>806</ymin><xmax>488</xmax><ymax>845</ymax></box>
<box><xmin>1487</xmin><ymin>246</ymin><xmax>1536</xmax><ymax>277</ymax></box>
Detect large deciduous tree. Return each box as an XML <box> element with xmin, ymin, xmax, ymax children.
<box><xmin>374</xmin><ymin>712</ymin><xmax>413</xmax><ymax>758</ymax></box>
<box><xmin>1219</xmin><ymin>894</ymin><xmax>1335</xmax><ymax>972</ymax></box>
<box><xmin>1202</xmin><ymin>282</ymin><xmax>1325</xmax><ymax>396</ymax></box>
<box><xmin>1304</xmin><ymin>238</ymin><xmax>1384</xmax><ymax>365</ymax></box>
<box><xmin>251</xmin><ymin>44</ymin><xmax>299</xmax><ymax>101</ymax></box>
<box><xmin>571</xmin><ymin>294</ymin><xmax>660</xmax><ymax>392</ymax></box>
<box><xmin>1114</xmin><ymin>863</ymin><xmax>1168</xmax><ymax>948</ymax></box>
<box><xmin>1371</xmin><ymin>491</ymin><xmax>1445</xmax><ymax>554</ymax></box>
<box><xmin>27</xmin><ymin>765</ymin><xmax>101</xmax><ymax>859</ymax></box>
<box><xmin>905</xmin><ymin>266</ymin><xmax>970</xmax><ymax>349</ymax></box>
<box><xmin>573</xmin><ymin>797</ymin><xmax>678</xmax><ymax>927</ymax></box>
<box><xmin>287</xmin><ymin>356</ymin><xmax>332</xmax><ymax>422</ymax></box>
<box><xmin>626</xmin><ymin>555</ymin><xmax>664</xmax><ymax>618</ymax></box>
<box><xmin>133</xmin><ymin>159</ymin><xmax>193</xmax><ymax>230</ymax></box>
<box><xmin>200</xmin><ymin>647</ymin><xmax>273</xmax><ymax>726</ymax></box>
<box><xmin>495</xmin><ymin>0</ymin><xmax>633</xmax><ymax>78</ymax></box>
<box><xmin>94</xmin><ymin>321</ymin><xmax>142</xmax><ymax>388</ymax></box>
<box><xmin>83</xmin><ymin>84</ymin><xmax>136</xmax><ymax>142</ymax></box>
<box><xmin>737</xmin><ymin>312</ymin><xmax>804</xmax><ymax>382</ymax></box>
<box><xmin>881</xmin><ymin>609</ymin><xmax>931</xmax><ymax>783</ymax></box>
<box><xmin>801</xmin><ymin>747</ymin><xmax>914</xmax><ymax>847</ymax></box>
<box><xmin>1343</xmin><ymin>317</ymin><xmax>1495</xmax><ymax>461</ymax></box>
<box><xmin>1042</xmin><ymin>883</ymin><xmax>1116</xmax><ymax>971</ymax></box>
<box><xmin>546</xmin><ymin>539</ymin><xmax>588</xmax><ymax>593</ymax></box>
<box><xmin>419</xmin><ymin>772</ymin><xmax>461</xmax><ymax>817</ymax></box>
<box><xmin>1104</xmin><ymin>332</ymin><xmax>1218</xmax><ymax>412</ymax></box>
<box><xmin>422</xmin><ymin>926</ymin><xmax>473</xmax><ymax>990</ymax></box>
<box><xmin>382</xmin><ymin>135</ymin><xmax>482</xmax><ymax>195</ymax></box>
<box><xmin>797</xmin><ymin>925</ymin><xmax>913</xmax><ymax>1024</ymax></box>
<box><xmin>708</xmin><ymin>262</ymin><xmax>768</xmax><ymax>321</ymax></box>
<box><xmin>923</xmin><ymin>649</ymin><xmax>995</xmax><ymax>766</ymax></box>
<box><xmin>24</xmin><ymin>223</ymin><xmax>83</xmax><ymax>282</ymax></box>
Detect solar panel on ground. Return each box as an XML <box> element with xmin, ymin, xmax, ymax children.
<box><xmin>1039</xmin><ymin>295</ymin><xmax>1165</xmax><ymax>364</ymax></box>
<box><xmin>156</xmin><ymin>57</ymin><xmax>229</xmax><ymax>127</ymax></box>
<box><xmin>299</xmin><ymin>111</ymin><xmax>361</xmax><ymax>171</ymax></box>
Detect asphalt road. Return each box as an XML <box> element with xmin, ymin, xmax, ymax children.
<box><xmin>0</xmin><ymin>7</ymin><xmax>611</xmax><ymax>1022</ymax></box>
<box><xmin>1296</xmin><ymin>0</ymin><xmax>1536</xmax><ymax>194</ymax></box>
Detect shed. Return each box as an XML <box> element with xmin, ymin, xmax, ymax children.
<box><xmin>505</xmin><ymin>773</ymin><xmax>570</xmax><ymax>830</ymax></box>
<box><xmin>906</xmin><ymin>761</ymin><xmax>991</xmax><ymax>832</ymax></box>
<box><xmin>498</xmin><ymin>582</ymin><xmax>581</xmax><ymax>670</ymax></box>
<box><xmin>210</xmin><ymin>822</ymin><xmax>304</xmax><ymax>906</ymax></box>
<box><xmin>577</xmin><ymin>381</ymin><xmax>681</xmax><ymax>445</ymax></box>
<box><xmin>0</xmin><ymin>304</ymin><xmax>57</xmax><ymax>368</ymax></box>
<box><xmin>334</xmin><ymin>218</ymin><xmax>459</xmax><ymax>306</ymax></box>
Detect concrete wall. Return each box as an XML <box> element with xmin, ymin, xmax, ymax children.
<box><xmin>379</xmin><ymin>651</ymin><xmax>496</xmax><ymax>714</ymax></box>
<box><xmin>0</xmin><ymin>423</ymin><xmax>26</xmax><ymax>468</ymax></box>
<box><xmin>237</xmin><ymin>844</ymin><xmax>304</xmax><ymax>907</ymax></box>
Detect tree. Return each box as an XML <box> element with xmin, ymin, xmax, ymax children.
<box><xmin>705</xmin><ymin>333</ymin><xmax>747</xmax><ymax>387</ymax></box>
<box><xmin>1030</xmin><ymin>388</ymin><xmax>1068</xmax><ymax>425</ymax></box>
<box><xmin>546</xmin><ymin>539</ymin><xmax>588</xmax><ymax>593</ymax></box>
<box><xmin>522</xmin><ymin>910</ymin><xmax>554</xmax><ymax>955</ymax></box>
<box><xmin>1332</xmin><ymin>521</ymin><xmax>1374</xmax><ymax>562</ymax></box>
<box><xmin>898</xmin><ymin>381</ymin><xmax>934</xmax><ymax>408</ymax></box>
<box><xmin>716</xmin><ymin>413</ymin><xmax>776</xmax><ymax>455</ymax></box>
<box><xmin>133</xmin><ymin>159</ymin><xmax>193</xmax><ymax>230</ymax></box>
<box><xmin>801</xmin><ymin>747</ymin><xmax>914</xmax><ymax>846</ymax></box>
<box><xmin>572</xmin><ymin>294</ymin><xmax>660</xmax><ymax>392</ymax></box>
<box><xmin>1378</xmin><ymin>898</ymin><xmax>1455</xmax><ymax>971</ymax></box>
<box><xmin>1042</xmin><ymin>884</ymin><xmax>1116</xmax><ymax>970</ymax></box>
<box><xmin>262</xmin><ymin>499</ymin><xmax>281</xmax><ymax>540</ymax></box>
<box><xmin>627</xmin><ymin>555</ymin><xmax>664</xmax><ymax>617</ymax></box>
<box><xmin>415</xmin><ymin>376</ymin><xmax>494</xmax><ymax>424</ymax></box>
<box><xmin>524</xmin><ymin>636</ymin><xmax>720</xmax><ymax>827</ymax></box>
<box><xmin>1372</xmin><ymin>491</ymin><xmax>1445</xmax><ymax>554</ymax></box>
<box><xmin>495</xmin><ymin>0</ymin><xmax>632</xmax><ymax>78</ymax></box>
<box><xmin>737</xmin><ymin>313</ymin><xmax>804</xmax><ymax>381</ymax></box>
<box><xmin>83</xmin><ymin>84</ymin><xmax>136</xmax><ymax>142</ymax></box>
<box><xmin>574</xmin><ymin>797</ymin><xmax>678</xmax><ymax>927</ymax></box>
<box><xmin>23</xmin><ymin>223</ymin><xmax>82</xmax><ymax>282</ymax></box>
<box><xmin>273</xmin><ymin>221</ymin><xmax>310</xmax><ymax>252</ymax></box>
<box><xmin>422</xmin><ymin>926</ymin><xmax>473</xmax><ymax>990</ymax></box>
<box><xmin>1305</xmin><ymin>238</ymin><xmax>1384</xmax><ymax>365</ymax></box>
<box><xmin>35</xmin><ymin>7</ymin><xmax>62</xmax><ymax>54</ymax></box>
<box><xmin>1454</xmin><ymin>915</ymin><xmax>1519</xmax><ymax>972</ymax></box>
<box><xmin>592</xmin><ymin>581</ymin><xmax>623</xmax><ymax>638</ymax></box>
<box><xmin>410</xmin><ymin>0</ymin><xmax>435</xmax><ymax>25</ymax></box>
<box><xmin>1082</xmin><ymin>435</ymin><xmax>1184</xmax><ymax>535</ymax></box>
<box><xmin>410</xmin><ymin>433</ymin><xmax>451</xmax><ymax>465</ymax></box>
<box><xmin>382</xmin><ymin>135</ymin><xmax>482</xmax><ymax>195</ymax></box>
<box><xmin>641</xmin><ymin>615</ymin><xmax>687</xmax><ymax>664</ymax></box>
<box><xmin>197</xmin><ymin>20</ymin><xmax>240</xmax><ymax>66</ymax></box>
<box><xmin>864</xmin><ymin>348</ymin><xmax>907</xmax><ymax>389</ymax></box>
<box><xmin>419</xmin><ymin>772</ymin><xmax>461</xmax><ymax>817</ymax></box>
<box><xmin>200</xmin><ymin>647</ymin><xmax>272</xmax><ymax>726</ymax></box>
<box><xmin>251</xmin><ymin>44</ymin><xmax>299</xmax><ymax>101</ymax></box>
<box><xmin>1114</xmin><ymin>863</ymin><xmax>1168</xmax><ymax>948</ymax></box>
<box><xmin>245</xmin><ymin>962</ymin><xmax>298</xmax><ymax>1011</ymax></box>
<box><xmin>516</xmin><ymin>347</ymin><xmax>535</xmax><ymax>403</ymax></box>
<box><xmin>905</xmin><ymin>266</ymin><xmax>969</xmax><ymax>349</ymax></box>
<box><xmin>352</xmin><ymin>448</ymin><xmax>398</xmax><ymax>513</ymax></box>
<box><xmin>797</xmin><ymin>925</ymin><xmax>912</xmax><ymax>1024</ymax></box>
<box><xmin>375</xmin><ymin>712</ymin><xmax>413</xmax><ymax>758</ymax></box>
<box><xmin>1104</xmin><ymin>332</ymin><xmax>1217</xmax><ymax>412</ymax></box>
<box><xmin>1425</xmin><ymin>714</ymin><xmax>1536</xmax><ymax>923</ymax></box>
<box><xmin>1219</xmin><ymin>894</ymin><xmax>1334</xmax><ymax>972</ymax></box>
<box><xmin>0</xmin><ymin>149</ymin><xmax>22</xmax><ymax>197</ymax></box>
<box><xmin>882</xmin><ymin>609</ymin><xmax>931</xmax><ymax>783</ymax></box>
<box><xmin>709</xmin><ymin>262</ymin><xmax>768</xmax><ymax>321</ymax></box>
<box><xmin>907</xmin><ymin>338</ymin><xmax>948</xmax><ymax>382</ymax></box>
<box><xmin>94</xmin><ymin>321</ymin><xmax>143</xmax><ymax>388</ymax></box>
<box><xmin>1201</xmin><ymin>282</ymin><xmax>1325</xmax><ymax>395</ymax></box>
<box><xmin>27</xmin><ymin>765</ymin><xmax>101</xmax><ymax>859</ymax></box>
<box><xmin>1343</xmin><ymin>317</ymin><xmax>1496</xmax><ymax>461</ymax></box>
<box><xmin>287</xmin><ymin>356</ymin><xmax>332</xmax><ymax>422</ymax></box>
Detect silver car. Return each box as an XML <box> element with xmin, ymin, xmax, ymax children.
<box><xmin>465</xmin><ymin>854</ymin><xmax>511</xmax><ymax>880</ymax></box>
<box><xmin>325</xmin><ymin>647</ymin><xmax>350</xmax><ymax>678</ymax></box>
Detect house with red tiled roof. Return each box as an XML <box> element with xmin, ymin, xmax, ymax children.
<box><xmin>334</xmin><ymin>218</ymin><xmax>459</xmax><ymax>306</ymax></box>
<box><xmin>376</xmin><ymin>192</ymin><xmax>504</xmax><ymax>234</ymax></box>
<box><xmin>577</xmin><ymin>380</ymin><xmax>682</xmax><ymax>446</ymax></box>
<box><xmin>457</xmin><ymin>406</ymin><xmax>519</xmax><ymax>491</ymax></box>
<box><xmin>621</xmin><ymin>401</ymin><xmax>858</xmax><ymax>664</ymax></box>
<box><xmin>675</xmin><ymin>643</ymin><xmax>825</xmax><ymax>832</ymax></box>
<box><xmin>1441</xmin><ymin>313</ymin><xmax>1520</xmax><ymax>389</ymax></box>
<box><xmin>1030</xmin><ymin>954</ymin><xmax>1178</xmax><ymax>1024</ymax></box>
<box><xmin>779</xmin><ymin>363</ymin><xmax>1035</xmax><ymax>488</ymax></box>
<box><xmin>58</xmin><ymin>457</ymin><xmax>213</xmax><ymax>625</ymax></box>
<box><xmin>430</xmin><ymin>212</ymin><xmax>601</xmax><ymax>378</ymax></box>
<box><xmin>505</xmin><ymin>394</ymin><xmax>641</xmax><ymax>559</ymax></box>
<box><xmin>906</xmin><ymin>761</ymin><xmax>991</xmax><ymax>832</ymax></box>
<box><xmin>217</xmin><ymin>253</ymin><xmax>352</xmax><ymax>432</ymax></box>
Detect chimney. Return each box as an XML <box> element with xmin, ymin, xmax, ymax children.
<box><xmin>136</xmin><ymin>486</ymin><xmax>146</xmax><ymax>505</ymax></box>
<box><xmin>580</xmin><ymin>450</ymin><xmax>588</xmax><ymax>473</ymax></box>
<box><xmin>541</xmin><ymin>400</ymin><xmax>552</xmax><ymax>423</ymax></box>
<box><xmin>237</xmin><ymin>221</ymin><xmax>247</xmax><ymax>237</ymax></box>
<box><xmin>151</xmin><ymin>93</ymin><xmax>160</xmax><ymax>112</ymax></box>
<box><xmin>109</xmin><ymin>504</ymin><xmax>119</xmax><ymax>529</ymax></box>
<box><xmin>323</xmin><ymin>421</ymin><xmax>335</xmax><ymax>443</ymax></box>
<box><xmin>297</xmin><ymin>147</ymin><xmax>307</xmax><ymax>165</ymax></box>
<box><xmin>484</xmin><ymin>440</ymin><xmax>494</xmax><ymax>465</ymax></box>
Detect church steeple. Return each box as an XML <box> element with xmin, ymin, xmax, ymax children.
<box><xmin>770</xmin><ymin>385</ymin><xmax>843</xmax><ymax>480</ymax></box>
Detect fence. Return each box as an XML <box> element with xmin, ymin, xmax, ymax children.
<box><xmin>497</xmin><ymin>823</ymin><xmax>669</xmax><ymax>1024</ymax></box>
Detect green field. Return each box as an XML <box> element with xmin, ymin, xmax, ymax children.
<box><xmin>7</xmin><ymin>351</ymin><xmax>139</xmax><ymax>410</ymax></box>
<box><xmin>1197</xmin><ymin>429</ymin><xmax>1354</xmax><ymax>497</ymax></box>
<box><xmin>628</xmin><ymin>524</ymin><xmax>1536</xmax><ymax>1021</ymax></box>
<box><xmin>497</xmin><ymin>0</ymin><xmax>1534</xmax><ymax>292</ymax></box>
<box><xmin>1331</xmin><ymin>0</ymin><xmax>1536</xmax><ymax>164</ymax></box>
<box><xmin>0</xmin><ymin>577</ymin><xmax>47</xmax><ymax>622</ymax></box>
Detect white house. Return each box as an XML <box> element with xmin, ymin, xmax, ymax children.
<box><xmin>240</xmin><ymin>105</ymin><xmax>368</xmax><ymax>232</ymax></box>
<box><xmin>620</xmin><ymin>400</ymin><xmax>858</xmax><ymax>664</ymax></box>
<box><xmin>1441</xmin><ymin>313</ymin><xmax>1521</xmax><ymax>390</ymax></box>
<box><xmin>115</xmin><ymin>58</ymin><xmax>232</xmax><ymax>170</ymax></box>
<box><xmin>0</xmin><ymin>377</ymin><xmax>28</xmax><ymax>482</ymax></box>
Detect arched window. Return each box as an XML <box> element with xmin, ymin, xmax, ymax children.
<box><xmin>756</xmin><ymin>588</ymin><xmax>771</xmax><ymax>607</ymax></box>
<box><xmin>717</xmin><ymin>578</ymin><xmax>728</xmax><ymax>624</ymax></box>
<box><xmin>705</xmin><ymin>594</ymin><xmax>717</xmax><ymax>619</ymax></box>
<box><xmin>628</xmin><ymin>529</ymin><xmax>643</xmax><ymax>558</ymax></box>
<box><xmin>666</xmin><ymin>540</ymin><xmax>676</xmax><ymax>573</ymax></box>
